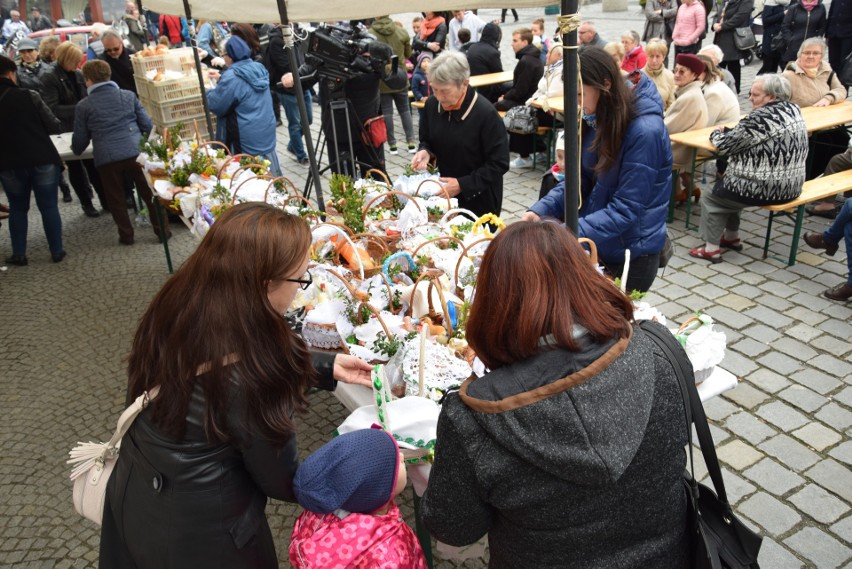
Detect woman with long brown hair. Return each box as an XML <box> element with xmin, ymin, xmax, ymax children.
<box><xmin>420</xmin><ymin>221</ymin><xmax>689</xmax><ymax>568</ymax></box>
<box><xmin>99</xmin><ymin>203</ymin><xmax>371</xmax><ymax>568</ymax></box>
<box><xmin>522</xmin><ymin>46</ymin><xmax>672</xmax><ymax>293</ymax></box>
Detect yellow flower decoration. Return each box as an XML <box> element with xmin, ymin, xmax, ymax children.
<box><xmin>473</xmin><ymin>213</ymin><xmax>506</xmax><ymax>237</ymax></box>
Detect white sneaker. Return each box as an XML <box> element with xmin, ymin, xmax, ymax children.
<box><xmin>388</xmin><ymin>144</ymin><xmax>399</xmax><ymax>155</ymax></box>
<box><xmin>407</xmin><ymin>142</ymin><xmax>417</xmax><ymax>154</ymax></box>
<box><xmin>510</xmin><ymin>156</ymin><xmax>534</xmax><ymax>169</ymax></box>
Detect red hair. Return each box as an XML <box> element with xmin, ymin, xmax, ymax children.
<box><xmin>466</xmin><ymin>222</ymin><xmax>634</xmax><ymax>370</ymax></box>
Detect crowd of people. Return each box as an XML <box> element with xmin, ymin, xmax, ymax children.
<box><xmin>1</xmin><ymin>4</ymin><xmax>852</xmax><ymax>569</ymax></box>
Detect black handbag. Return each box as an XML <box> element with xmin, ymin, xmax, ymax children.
<box><xmin>503</xmin><ymin>105</ymin><xmax>538</xmax><ymax>134</ymax></box>
<box><xmin>640</xmin><ymin>321</ymin><xmax>763</xmax><ymax>569</ymax></box>
<box><xmin>733</xmin><ymin>27</ymin><xmax>756</xmax><ymax>51</ymax></box>
<box><xmin>839</xmin><ymin>51</ymin><xmax>852</xmax><ymax>88</ymax></box>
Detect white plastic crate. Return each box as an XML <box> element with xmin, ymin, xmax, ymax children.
<box><xmin>131</xmin><ymin>47</ymin><xmax>197</xmax><ymax>77</ymax></box>
<box><xmin>141</xmin><ymin>95</ymin><xmax>208</xmax><ymax>124</ymax></box>
<box><xmin>152</xmin><ymin>116</ymin><xmax>218</xmax><ymax>141</ymax></box>
<box><xmin>134</xmin><ymin>74</ymin><xmax>202</xmax><ymax>103</ymax></box>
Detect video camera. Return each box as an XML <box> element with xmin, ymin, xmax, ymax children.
<box><xmin>303</xmin><ymin>22</ymin><xmax>397</xmax><ymax>82</ymax></box>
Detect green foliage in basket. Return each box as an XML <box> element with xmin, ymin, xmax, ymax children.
<box><xmin>210</xmin><ymin>183</ymin><xmax>231</xmax><ymax>204</ymax></box>
<box><xmin>450</xmin><ymin>221</ymin><xmax>474</xmax><ymax>240</ymax></box>
<box><xmin>374</xmin><ymin>331</ymin><xmax>419</xmax><ymax>358</ymax></box>
<box><xmin>452</xmin><ymin>300</ymin><xmax>472</xmax><ymax>339</ymax></box>
<box><xmin>328</xmin><ymin>173</ymin><xmax>365</xmax><ymax>233</ymax></box>
<box><xmin>139</xmin><ymin>123</ymin><xmax>183</xmax><ymax>163</ymax></box>
<box><xmin>613</xmin><ymin>278</ymin><xmax>647</xmax><ymax>302</ymax></box>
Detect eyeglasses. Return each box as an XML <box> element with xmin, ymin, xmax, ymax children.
<box><xmin>105</xmin><ymin>46</ymin><xmax>122</xmax><ymax>54</ymax></box>
<box><xmin>285</xmin><ymin>270</ymin><xmax>312</xmax><ymax>290</ymax></box>
<box><xmin>801</xmin><ymin>51</ymin><xmax>822</xmax><ymax>56</ymax></box>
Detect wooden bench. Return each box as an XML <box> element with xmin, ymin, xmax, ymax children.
<box><xmin>761</xmin><ymin>169</ymin><xmax>852</xmax><ymax>265</ymax></box>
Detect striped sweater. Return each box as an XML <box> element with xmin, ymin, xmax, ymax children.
<box><xmin>709</xmin><ymin>100</ymin><xmax>809</xmax><ymax>206</ymax></box>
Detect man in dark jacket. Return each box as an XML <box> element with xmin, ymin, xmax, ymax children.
<box><xmin>826</xmin><ymin>0</ymin><xmax>852</xmax><ymax>81</ymax></box>
<box><xmin>72</xmin><ymin>59</ymin><xmax>168</xmax><ymax>245</ymax></box>
<box><xmin>267</xmin><ymin>24</ymin><xmax>312</xmax><ymax>165</ymax></box>
<box><xmin>28</xmin><ymin>6</ymin><xmax>53</xmax><ymax>31</ymax></box>
<box><xmin>15</xmin><ymin>37</ymin><xmax>51</xmax><ymax>92</ymax></box>
<box><xmin>495</xmin><ymin>28</ymin><xmax>543</xmax><ymax>111</ymax></box>
<box><xmin>99</xmin><ymin>29</ymin><xmax>137</xmax><ymax>95</ymax></box>
<box><xmin>465</xmin><ymin>22</ymin><xmax>503</xmax><ymax>103</ymax></box>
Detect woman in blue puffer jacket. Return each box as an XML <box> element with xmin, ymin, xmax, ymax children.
<box><xmin>522</xmin><ymin>46</ymin><xmax>672</xmax><ymax>293</ymax></box>
<box><xmin>207</xmin><ymin>36</ymin><xmax>280</xmax><ymax>174</ymax></box>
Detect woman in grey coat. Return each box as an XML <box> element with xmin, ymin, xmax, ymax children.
<box><xmin>421</xmin><ymin>221</ymin><xmax>690</xmax><ymax>569</ymax></box>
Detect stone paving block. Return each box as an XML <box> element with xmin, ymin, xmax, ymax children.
<box><xmin>725</xmin><ymin>411</ymin><xmax>777</xmax><ymax>445</ymax></box>
<box><xmin>788</xmin><ymin>263</ymin><xmax>825</xmax><ymax>280</ymax></box>
<box><xmin>732</xmin><ymin>337</ymin><xmax>770</xmax><ymax>357</ymax></box>
<box><xmin>783</xmin><ymin>527</ymin><xmax>851</xmax><ymax>569</ymax></box>
<box><xmin>760</xmin><ymin>294</ymin><xmax>795</xmax><ymax>312</ymax></box>
<box><xmin>720</xmin><ymin>350</ymin><xmax>760</xmax><ymax>377</ymax></box>
<box><xmin>739</xmin><ymin>492</ymin><xmax>802</xmax><ymax>536</ymax></box>
<box><xmin>811</xmin><ymin>335</ymin><xmax>852</xmax><ymax>360</ymax></box>
<box><xmin>789</xmin><ymin>368</ymin><xmax>843</xmax><ymax>395</ymax></box>
<box><xmin>805</xmin><ymin>459</ymin><xmax>852</xmax><ymax>503</ymax></box>
<box><xmin>706</xmin><ymin>305</ymin><xmax>755</xmax><ymax>330</ymax></box>
<box><xmin>777</xmin><ymin>385</ymin><xmax>828</xmax><ymax>414</ymax></box>
<box><xmin>654</xmin><ymin>283</ymin><xmax>690</xmax><ymax>301</ymax></box>
<box><xmin>703</xmin><ymin>396</ymin><xmax>739</xmax><ymax>422</ymax></box>
<box><xmin>830</xmin><ymin>515</ymin><xmax>852</xmax><ymax>544</ymax></box>
<box><xmin>789</xmin><ymin>484</ymin><xmax>850</xmax><ymax>525</ymax></box>
<box><xmin>758</xmin><ymin>434</ymin><xmax>821</xmax><ymax>472</ymax></box>
<box><xmin>836</xmin><ymin>387</ymin><xmax>852</xmax><ymax>408</ymax></box>
<box><xmin>717</xmin><ymin>439</ymin><xmax>764</xmax><ymax>470</ymax></box>
<box><xmin>743</xmin><ymin>457</ymin><xmax>805</xmax><ymax>496</ymax></box>
<box><xmin>810</xmin><ymin>354</ymin><xmax>852</xmax><ymax>378</ymax></box>
<box><xmin>785</xmin><ymin>305</ymin><xmax>830</xmax><ymax>326</ymax></box>
<box><xmin>792</xmin><ymin>422</ymin><xmax>843</xmax><ymax>452</ymax></box>
<box><xmin>738</xmin><ymin>270</ymin><xmax>766</xmax><ymax>285</ymax></box>
<box><xmin>770</xmin><ymin>337</ymin><xmax>820</xmax><ymax>362</ymax></box>
<box><xmin>759</xmin><ymin>280</ymin><xmax>797</xmax><ymax>299</ymax></box>
<box><xmin>748</xmin><ymin>368</ymin><xmax>791</xmax><ymax>394</ymax></box>
<box><xmin>719</xmin><ymin>468</ymin><xmax>758</xmax><ymax>505</ymax></box>
<box><xmin>665</xmin><ymin>271</ymin><xmax>704</xmax><ymax>289</ymax></box>
<box><xmin>783</xmin><ymin>323</ymin><xmax>824</xmax><ymax>344</ymax></box>
<box><xmin>818</xmin><ymin>318</ymin><xmax>852</xmax><ymax>341</ymax></box>
<box><xmin>654</xmin><ymin>301</ymin><xmax>692</xmax><ymax>322</ymax></box>
<box><xmin>682</xmin><ymin>263</ymin><xmax>718</xmax><ymax>280</ymax></box>
<box><xmin>756</xmin><ymin>352</ymin><xmax>803</xmax><ymax>376</ymax></box>
<box><xmin>796</xmin><ymin>251</ymin><xmax>828</xmax><ymax>266</ymax></box>
<box><xmin>757</xmin><ymin>538</ymin><xmax>805</xmax><ymax>569</ymax></box>
<box><xmin>730</xmin><ymin>283</ymin><xmax>763</xmax><ymax>299</ymax></box>
<box><xmin>724</xmin><ymin>382</ymin><xmax>770</xmax><ymax>409</ymax></box>
<box><xmin>816</xmin><ymin>403</ymin><xmax>852</xmax><ymax>432</ymax></box>
<box><xmin>744</xmin><ymin>305</ymin><xmax>795</xmax><ymax>329</ymax></box>
<box><xmin>756</xmin><ymin>401</ymin><xmax>810</xmax><ymax>432</ymax></box>
<box><xmin>788</xmin><ymin>291</ymin><xmax>837</xmax><ymax>312</ymax></box>
<box><xmin>709</xmin><ymin>273</ymin><xmax>742</xmax><ymax>289</ymax></box>
<box><xmin>742</xmin><ymin>323</ymin><xmax>783</xmax><ymax>344</ymax></box>
<box><xmin>829</xmin><ymin>441</ymin><xmax>852</xmax><ymax>466</ymax></box>
<box><xmin>716</xmin><ymin>293</ymin><xmax>756</xmax><ymax>312</ymax></box>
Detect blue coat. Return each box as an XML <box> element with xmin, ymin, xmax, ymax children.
<box><xmin>207</xmin><ymin>59</ymin><xmax>276</xmax><ymax>157</ymax></box>
<box><xmin>530</xmin><ymin>74</ymin><xmax>672</xmax><ymax>265</ymax></box>
<box><xmin>72</xmin><ymin>81</ymin><xmax>152</xmax><ymax>168</ymax></box>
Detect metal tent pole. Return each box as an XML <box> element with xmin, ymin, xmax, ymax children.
<box><xmin>562</xmin><ymin>0</ymin><xmax>579</xmax><ymax>234</ymax></box>
<box><xmin>181</xmin><ymin>0</ymin><xmax>215</xmax><ymax>140</ymax></box>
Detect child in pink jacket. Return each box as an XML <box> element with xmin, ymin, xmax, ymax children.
<box><xmin>290</xmin><ymin>428</ymin><xmax>427</xmax><ymax>569</ymax></box>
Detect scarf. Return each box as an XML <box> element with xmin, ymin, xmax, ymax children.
<box><xmin>803</xmin><ymin>65</ymin><xmax>818</xmax><ymax>78</ymax></box>
<box><xmin>800</xmin><ymin>0</ymin><xmax>818</xmax><ymax>11</ymax></box>
<box><xmin>20</xmin><ymin>60</ymin><xmax>40</xmax><ymax>71</ymax></box>
<box><xmin>420</xmin><ymin>15</ymin><xmax>445</xmax><ymax>40</ymax></box>
<box><xmin>442</xmin><ymin>84</ymin><xmax>468</xmax><ymax>111</ymax></box>
<box><xmin>643</xmin><ymin>64</ymin><xmax>664</xmax><ymax>78</ymax></box>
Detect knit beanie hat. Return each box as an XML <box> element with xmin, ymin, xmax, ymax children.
<box><xmin>225</xmin><ymin>36</ymin><xmax>251</xmax><ymax>62</ymax></box>
<box><xmin>556</xmin><ymin>131</ymin><xmax>565</xmax><ymax>152</ymax></box>
<box><xmin>675</xmin><ymin>53</ymin><xmax>704</xmax><ymax>77</ymax></box>
<box><xmin>416</xmin><ymin>52</ymin><xmax>433</xmax><ymax>67</ymax></box>
<box><xmin>294</xmin><ymin>428</ymin><xmax>400</xmax><ymax>515</ymax></box>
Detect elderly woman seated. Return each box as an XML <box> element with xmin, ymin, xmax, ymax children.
<box><xmin>699</xmin><ymin>55</ymin><xmax>740</xmax><ymax>127</ymax></box>
<box><xmin>665</xmin><ymin>53</ymin><xmax>709</xmax><ymax>204</ymax></box>
<box><xmin>604</xmin><ymin>41</ymin><xmax>626</xmax><ymax>74</ymax></box>
<box><xmin>698</xmin><ymin>45</ymin><xmax>737</xmax><ymax>93</ymax></box>
<box><xmin>689</xmin><ymin>74</ymin><xmax>809</xmax><ymax>263</ymax></box>
<box><xmin>643</xmin><ymin>39</ymin><xmax>675</xmax><ymax>110</ymax></box>
<box><xmin>783</xmin><ymin>37</ymin><xmax>849</xmax><ymax>217</ymax></box>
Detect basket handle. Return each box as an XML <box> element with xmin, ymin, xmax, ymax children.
<box><xmin>439</xmin><ymin>208</ymin><xmax>479</xmax><ymax>227</ymax></box>
<box><xmin>376</xmin><ymin>272</ymin><xmax>401</xmax><ymax>314</ymax></box>
<box><xmin>677</xmin><ymin>315</ymin><xmax>704</xmax><ymax>335</ymax></box>
<box><xmin>410</xmin><ymin>235</ymin><xmax>465</xmax><ymax>260</ymax></box>
<box><xmin>197</xmin><ymin>140</ymin><xmax>231</xmax><ymax>156</ymax></box>
<box><xmin>364</xmin><ymin>168</ymin><xmax>391</xmax><ymax>186</ymax></box>
<box><xmin>312</xmin><ymin>223</ymin><xmax>363</xmax><ymax>279</ymax></box>
<box><xmin>349</xmin><ymin>233</ymin><xmax>389</xmax><ymax>258</ymax></box>
<box><xmin>361</xmin><ymin>191</ymin><xmax>422</xmax><ymax>222</ymax></box>
<box><xmin>577</xmin><ymin>237</ymin><xmax>599</xmax><ymax>266</ymax></box>
<box><xmin>414</xmin><ymin>178</ymin><xmax>453</xmax><ymax>212</ymax></box>
<box><xmin>357</xmin><ymin>301</ymin><xmax>393</xmax><ymax>339</ymax></box>
<box><xmin>230</xmin><ymin>171</ymin><xmax>273</xmax><ymax>205</ymax></box>
<box><xmin>453</xmin><ymin>236</ymin><xmax>493</xmax><ymax>287</ymax></box>
<box><xmin>216</xmin><ymin>153</ymin><xmax>259</xmax><ymax>180</ymax></box>
<box><xmin>409</xmin><ymin>269</ymin><xmax>453</xmax><ymax>337</ymax></box>
<box><xmin>265</xmin><ymin>176</ymin><xmax>299</xmax><ymax>197</ymax></box>
<box><xmin>323</xmin><ymin>267</ymin><xmax>360</xmax><ymax>299</ymax></box>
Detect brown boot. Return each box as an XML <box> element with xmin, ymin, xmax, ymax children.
<box><xmin>804</xmin><ymin>232</ymin><xmax>838</xmax><ymax>256</ymax></box>
<box><xmin>824</xmin><ymin>283</ymin><xmax>852</xmax><ymax>301</ymax></box>
<box><xmin>692</xmin><ymin>185</ymin><xmax>701</xmax><ymax>203</ymax></box>
<box><xmin>675</xmin><ymin>173</ymin><xmax>690</xmax><ymax>204</ymax></box>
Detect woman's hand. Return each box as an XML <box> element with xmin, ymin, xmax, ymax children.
<box><xmin>428</xmin><ymin>41</ymin><xmax>440</xmax><ymax>53</ymax></box>
<box><xmin>713</xmin><ymin>22</ymin><xmax>722</xmax><ymax>32</ymax></box>
<box><xmin>521</xmin><ymin>211</ymin><xmax>541</xmax><ymax>222</ymax></box>
<box><xmin>411</xmin><ymin>149</ymin><xmax>431</xmax><ymax>171</ymax></box>
<box><xmin>813</xmin><ymin>97</ymin><xmax>831</xmax><ymax>108</ymax></box>
<box><xmin>333</xmin><ymin>354</ymin><xmax>373</xmax><ymax>387</ymax></box>
<box><xmin>281</xmin><ymin>72</ymin><xmax>294</xmax><ymax>89</ymax></box>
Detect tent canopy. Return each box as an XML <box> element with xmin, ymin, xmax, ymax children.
<box><xmin>142</xmin><ymin>1</ymin><xmax>547</xmax><ymax>24</ymax></box>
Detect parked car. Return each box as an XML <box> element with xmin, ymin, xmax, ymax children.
<box><xmin>4</xmin><ymin>25</ymin><xmax>94</xmax><ymax>60</ymax></box>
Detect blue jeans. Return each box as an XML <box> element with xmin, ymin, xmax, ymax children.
<box><xmin>279</xmin><ymin>90</ymin><xmax>313</xmax><ymax>161</ymax></box>
<box><xmin>0</xmin><ymin>164</ymin><xmax>62</xmax><ymax>257</ymax></box>
<box><xmin>823</xmin><ymin>198</ymin><xmax>852</xmax><ymax>284</ymax></box>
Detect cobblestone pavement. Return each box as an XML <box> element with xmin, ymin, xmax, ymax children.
<box><xmin>1</xmin><ymin>4</ymin><xmax>851</xmax><ymax>568</ymax></box>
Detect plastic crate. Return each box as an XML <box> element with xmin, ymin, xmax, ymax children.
<box><xmin>152</xmin><ymin>116</ymin><xmax>218</xmax><ymax>141</ymax></box>
<box><xmin>135</xmin><ymin>74</ymin><xmax>202</xmax><ymax>103</ymax></box>
<box><xmin>131</xmin><ymin>47</ymin><xmax>197</xmax><ymax>77</ymax></box>
<box><xmin>141</xmin><ymin>95</ymin><xmax>208</xmax><ymax>124</ymax></box>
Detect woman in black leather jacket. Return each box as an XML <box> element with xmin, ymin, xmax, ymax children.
<box><xmin>412</xmin><ymin>11</ymin><xmax>448</xmax><ymax>56</ymax></box>
<box><xmin>99</xmin><ymin>203</ymin><xmax>372</xmax><ymax>569</ymax></box>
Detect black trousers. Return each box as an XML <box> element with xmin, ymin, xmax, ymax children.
<box><xmin>603</xmin><ymin>252</ymin><xmax>662</xmax><ymax>293</ymax></box>
<box><xmin>66</xmin><ymin>158</ymin><xmax>106</xmax><ymax>210</ymax></box>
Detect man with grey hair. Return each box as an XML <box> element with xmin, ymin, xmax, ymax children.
<box><xmin>2</xmin><ymin>9</ymin><xmax>31</xmax><ymax>42</ymax></box>
<box><xmin>690</xmin><ymin>74</ymin><xmax>809</xmax><ymax>263</ymax></box>
<box><xmin>578</xmin><ymin>21</ymin><xmax>606</xmax><ymax>47</ymax></box>
<box><xmin>99</xmin><ymin>28</ymin><xmax>137</xmax><ymax>95</ymax></box>
<box><xmin>698</xmin><ymin>45</ymin><xmax>736</xmax><ymax>93</ymax></box>
<box><xmin>411</xmin><ymin>51</ymin><xmax>509</xmax><ymax>216</ymax></box>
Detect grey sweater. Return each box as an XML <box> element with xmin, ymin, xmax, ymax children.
<box><xmin>420</xmin><ymin>323</ymin><xmax>689</xmax><ymax>568</ymax></box>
